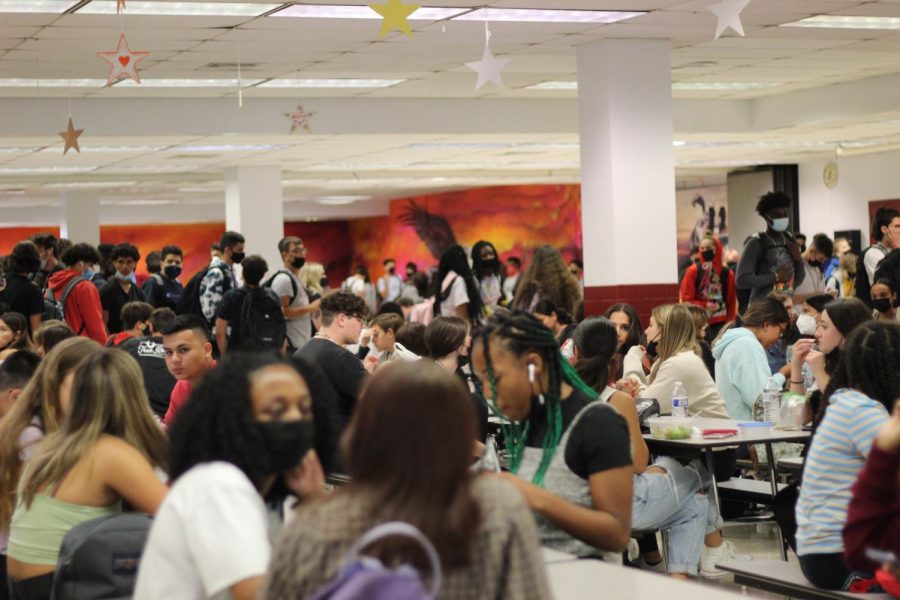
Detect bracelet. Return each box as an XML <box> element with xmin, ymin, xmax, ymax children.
<box><xmin>790</xmin><ymin>380</ymin><xmax>804</xmax><ymax>384</ymax></box>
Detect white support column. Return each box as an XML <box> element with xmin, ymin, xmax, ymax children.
<box><xmin>576</xmin><ymin>39</ymin><xmax>678</xmax><ymax>315</ymax></box>
<box><xmin>225</xmin><ymin>166</ymin><xmax>285</xmax><ymax>277</ymax></box>
<box><xmin>59</xmin><ymin>191</ymin><xmax>100</xmax><ymax>246</ymax></box>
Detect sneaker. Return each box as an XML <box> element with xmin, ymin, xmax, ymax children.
<box><xmin>636</xmin><ymin>556</ymin><xmax>668</xmax><ymax>574</ymax></box>
<box><xmin>700</xmin><ymin>541</ymin><xmax>751</xmax><ymax>578</ymax></box>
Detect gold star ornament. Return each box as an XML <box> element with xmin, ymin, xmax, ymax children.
<box><xmin>285</xmin><ymin>105</ymin><xmax>316</xmax><ymax>134</ymax></box>
<box><xmin>59</xmin><ymin>117</ymin><xmax>84</xmax><ymax>155</ymax></box>
<box><xmin>368</xmin><ymin>0</ymin><xmax>420</xmax><ymax>37</ymax></box>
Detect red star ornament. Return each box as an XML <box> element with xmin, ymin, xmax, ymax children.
<box><xmin>97</xmin><ymin>33</ymin><xmax>149</xmax><ymax>86</ymax></box>
<box><xmin>117</xmin><ymin>0</ymin><xmax>125</xmax><ymax>13</ymax></box>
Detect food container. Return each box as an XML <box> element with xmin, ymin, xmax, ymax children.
<box><xmin>737</xmin><ymin>421</ymin><xmax>773</xmax><ymax>437</ymax></box>
<box><xmin>777</xmin><ymin>393</ymin><xmax>806</xmax><ymax>431</ymax></box>
<box><xmin>647</xmin><ymin>416</ymin><xmax>693</xmax><ymax>440</ymax></box>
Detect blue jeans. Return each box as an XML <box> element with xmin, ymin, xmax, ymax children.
<box><xmin>632</xmin><ymin>456</ymin><xmax>709</xmax><ymax>575</ymax></box>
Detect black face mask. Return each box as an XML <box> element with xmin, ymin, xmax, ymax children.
<box><xmin>320</xmin><ymin>277</ymin><xmax>329</xmax><ymax>289</ymax></box>
<box><xmin>231</xmin><ymin>251</ymin><xmax>245</xmax><ymax>264</ymax></box>
<box><xmin>457</xmin><ymin>353</ymin><xmax>470</xmax><ymax>368</ymax></box>
<box><xmin>255</xmin><ymin>419</ymin><xmax>315</xmax><ymax>474</ymax></box>
<box><xmin>646</xmin><ymin>340</ymin><xmax>659</xmax><ymax>358</ymax></box>
<box><xmin>701</xmin><ymin>250</ymin><xmax>715</xmax><ymax>262</ymax></box>
<box><xmin>483</xmin><ymin>258</ymin><xmax>500</xmax><ymax>272</ymax></box>
<box><xmin>163</xmin><ymin>265</ymin><xmax>182</xmax><ymax>280</ymax></box>
<box><xmin>872</xmin><ymin>298</ymin><xmax>893</xmax><ymax>314</ymax></box>
<box><xmin>387</xmin><ymin>266</ymin><xmax>396</xmax><ymax>274</ymax></box>
<box><xmin>291</xmin><ymin>257</ymin><xmax>306</xmax><ymax>269</ymax></box>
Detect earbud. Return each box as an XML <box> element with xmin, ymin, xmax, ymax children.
<box><xmin>527</xmin><ymin>363</ymin><xmax>536</xmax><ymax>384</ymax></box>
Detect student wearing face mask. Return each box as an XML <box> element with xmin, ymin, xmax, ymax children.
<box><xmin>375</xmin><ymin>257</ymin><xmax>403</xmax><ymax>305</ymax></box>
<box><xmin>871</xmin><ymin>279</ymin><xmax>899</xmax><ymax>321</ymax></box>
<box><xmin>680</xmin><ymin>235</ymin><xmax>736</xmax><ymax>341</ymax></box>
<box><xmin>199</xmin><ymin>231</ymin><xmax>244</xmax><ymax>328</ymax></box>
<box><xmin>99</xmin><ymin>243</ymin><xmax>146</xmax><ymax>335</ymax></box>
<box><xmin>134</xmin><ymin>352</ymin><xmax>338</xmax><ymax>600</ymax></box>
<box><xmin>143</xmin><ymin>245</ymin><xmax>184</xmax><ymax>311</ymax></box>
<box><xmin>266</xmin><ymin>237</ymin><xmax>321</xmax><ymax>353</ymax></box>
<box><xmin>47</xmin><ymin>243</ymin><xmax>109</xmax><ymax>344</ymax></box>
<box><xmin>472</xmin><ymin>240</ymin><xmax>504</xmax><ymax>314</ymax></box>
<box><xmin>793</xmin><ymin>233</ymin><xmax>834</xmax><ymax>303</ymax></box>
<box><xmin>735</xmin><ymin>192</ymin><xmax>805</xmax><ymax>311</ymax></box>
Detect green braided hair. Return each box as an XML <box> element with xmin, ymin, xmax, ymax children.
<box><xmin>477</xmin><ymin>312</ymin><xmax>597</xmax><ymax>487</ymax></box>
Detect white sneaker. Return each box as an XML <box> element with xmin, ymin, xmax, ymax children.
<box><xmin>700</xmin><ymin>541</ymin><xmax>751</xmax><ymax>578</ymax></box>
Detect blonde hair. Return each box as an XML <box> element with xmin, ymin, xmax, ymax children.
<box><xmin>19</xmin><ymin>349</ymin><xmax>167</xmax><ymax>508</ymax></box>
<box><xmin>299</xmin><ymin>262</ymin><xmax>325</xmax><ymax>295</ymax></box>
<box><xmin>0</xmin><ymin>337</ymin><xmax>103</xmax><ymax>528</ymax></box>
<box><xmin>648</xmin><ymin>304</ymin><xmax>700</xmax><ymax>384</ymax></box>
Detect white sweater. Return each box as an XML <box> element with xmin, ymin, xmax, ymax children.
<box><xmin>642</xmin><ymin>350</ymin><xmax>730</xmax><ymax>418</ymax></box>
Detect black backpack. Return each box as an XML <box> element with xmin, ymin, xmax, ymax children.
<box><xmin>263</xmin><ymin>269</ymin><xmax>298</xmax><ymax>303</ymax></box>
<box><xmin>236</xmin><ymin>288</ymin><xmax>286</xmax><ymax>351</ymax></box>
<box><xmin>52</xmin><ymin>512</ymin><xmax>152</xmax><ymax>600</ymax></box>
<box><xmin>43</xmin><ymin>276</ymin><xmax>87</xmax><ymax>327</ymax></box>
<box><xmin>855</xmin><ymin>245</ymin><xmax>885</xmax><ymax>307</ymax></box>
<box><xmin>176</xmin><ymin>264</ymin><xmax>229</xmax><ymax>320</ymax></box>
<box><xmin>874</xmin><ymin>248</ymin><xmax>900</xmax><ymax>307</ymax></box>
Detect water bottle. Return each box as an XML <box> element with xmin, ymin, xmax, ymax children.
<box><xmin>762</xmin><ymin>376</ymin><xmax>781</xmax><ymax>423</ymax></box>
<box><xmin>671</xmin><ymin>381</ymin><xmax>689</xmax><ymax>418</ymax></box>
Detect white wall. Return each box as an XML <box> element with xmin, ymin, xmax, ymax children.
<box><xmin>797</xmin><ymin>150</ymin><xmax>900</xmax><ymax>249</ymax></box>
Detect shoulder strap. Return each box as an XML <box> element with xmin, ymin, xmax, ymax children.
<box><xmin>60</xmin><ymin>276</ymin><xmax>85</xmax><ymax>305</ymax></box>
<box><xmin>266</xmin><ymin>270</ymin><xmax>298</xmax><ymax>302</ymax></box>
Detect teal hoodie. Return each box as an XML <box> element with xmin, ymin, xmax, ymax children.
<box><xmin>712</xmin><ymin>327</ymin><xmax>785</xmax><ymax>421</ymax></box>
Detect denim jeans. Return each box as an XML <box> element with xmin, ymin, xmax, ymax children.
<box><xmin>632</xmin><ymin>456</ymin><xmax>708</xmax><ymax>575</ymax></box>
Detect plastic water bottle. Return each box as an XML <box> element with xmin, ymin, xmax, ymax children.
<box><xmin>671</xmin><ymin>381</ymin><xmax>689</xmax><ymax>418</ymax></box>
<box><xmin>762</xmin><ymin>376</ymin><xmax>782</xmax><ymax>423</ymax></box>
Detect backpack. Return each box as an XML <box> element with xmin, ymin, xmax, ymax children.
<box><xmin>874</xmin><ymin>248</ymin><xmax>900</xmax><ymax>307</ymax></box>
<box><xmin>236</xmin><ymin>288</ymin><xmax>286</xmax><ymax>351</ymax></box>
<box><xmin>43</xmin><ymin>276</ymin><xmax>87</xmax><ymax>328</ymax></box>
<box><xmin>176</xmin><ymin>264</ymin><xmax>228</xmax><ymax>320</ymax></box>
<box><xmin>311</xmin><ymin>522</ymin><xmax>442</xmax><ymax>600</ymax></box>
<box><xmin>51</xmin><ymin>512</ymin><xmax>152</xmax><ymax>600</ymax></box>
<box><xmin>737</xmin><ymin>233</ymin><xmax>785</xmax><ymax>314</ymax></box>
<box><xmin>263</xmin><ymin>269</ymin><xmax>299</xmax><ymax>304</ymax></box>
<box><xmin>854</xmin><ymin>245</ymin><xmax>884</xmax><ymax>307</ymax></box>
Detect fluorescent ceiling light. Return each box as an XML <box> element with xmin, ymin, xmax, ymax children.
<box><xmin>116</xmin><ymin>79</ymin><xmax>264</xmax><ymax>88</ymax></box>
<box><xmin>44</xmin><ymin>181</ymin><xmax>139</xmax><ymax>189</ymax></box>
<box><xmin>525</xmin><ymin>81</ymin><xmax>577</xmax><ymax>90</ymax></box>
<box><xmin>673</xmin><ymin>82</ymin><xmax>777</xmax><ymax>91</ymax></box>
<box><xmin>0</xmin><ymin>147</ymin><xmax>40</xmax><ymax>153</ymax></box>
<box><xmin>115</xmin><ymin>199</ymin><xmax>180</xmax><ymax>206</ymax></box>
<box><xmin>0</xmin><ymin>166</ymin><xmax>97</xmax><ymax>174</ymax></box>
<box><xmin>75</xmin><ymin>1</ymin><xmax>280</xmax><ymax>16</ymax></box>
<box><xmin>100</xmin><ymin>165</ymin><xmax>191</xmax><ymax>173</ymax></box>
<box><xmin>315</xmin><ymin>195</ymin><xmax>370</xmax><ymax>205</ymax></box>
<box><xmin>80</xmin><ymin>145</ymin><xmax>168</xmax><ymax>153</ymax></box>
<box><xmin>0</xmin><ymin>0</ymin><xmax>78</xmax><ymax>13</ymax></box>
<box><xmin>0</xmin><ymin>79</ymin><xmax>106</xmax><ymax>87</ymax></box>
<box><xmin>173</xmin><ymin>144</ymin><xmax>289</xmax><ymax>152</ymax></box>
<box><xmin>270</xmin><ymin>4</ymin><xmax>466</xmax><ymax>20</ymax></box>
<box><xmin>453</xmin><ymin>8</ymin><xmax>644</xmax><ymax>23</ymax></box>
<box><xmin>673</xmin><ymin>141</ymin><xmax>687</xmax><ymax>147</ymax></box>
<box><xmin>781</xmin><ymin>15</ymin><xmax>900</xmax><ymax>30</ymax></box>
<box><xmin>408</xmin><ymin>141</ymin><xmax>579</xmax><ymax>150</ymax></box>
<box><xmin>258</xmin><ymin>78</ymin><xmax>404</xmax><ymax>89</ymax></box>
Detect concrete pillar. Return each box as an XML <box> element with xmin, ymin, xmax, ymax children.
<box><xmin>225</xmin><ymin>166</ymin><xmax>285</xmax><ymax>278</ymax></box>
<box><xmin>59</xmin><ymin>191</ymin><xmax>100</xmax><ymax>246</ymax></box>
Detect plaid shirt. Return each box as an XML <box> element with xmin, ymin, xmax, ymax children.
<box><xmin>263</xmin><ymin>476</ymin><xmax>552</xmax><ymax>600</ymax></box>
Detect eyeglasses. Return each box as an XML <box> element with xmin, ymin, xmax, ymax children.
<box><xmin>345</xmin><ymin>314</ymin><xmax>366</xmax><ymax>325</ymax></box>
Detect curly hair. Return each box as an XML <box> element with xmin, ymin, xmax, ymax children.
<box><xmin>755</xmin><ymin>191</ymin><xmax>792</xmax><ymax>217</ymax></box>
<box><xmin>319</xmin><ymin>290</ymin><xmax>368</xmax><ymax>326</ymax></box>
<box><xmin>111</xmin><ymin>242</ymin><xmax>140</xmax><ymax>262</ymax></box>
<box><xmin>512</xmin><ymin>245</ymin><xmax>582</xmax><ymax>317</ymax></box>
<box><xmin>6</xmin><ymin>242</ymin><xmax>41</xmax><ymax>274</ymax></box>
<box><xmin>60</xmin><ymin>243</ymin><xmax>100</xmax><ymax>268</ymax></box>
<box><xmin>572</xmin><ymin>317</ymin><xmax>619</xmax><ymax>393</ymax></box>
<box><xmin>167</xmin><ymin>352</ymin><xmax>340</xmax><ymax>489</ymax></box>
<box><xmin>433</xmin><ymin>245</ymin><xmax>483</xmax><ymax>324</ymax></box>
<box><xmin>823</xmin><ymin>321</ymin><xmax>900</xmax><ymax>414</ymax></box>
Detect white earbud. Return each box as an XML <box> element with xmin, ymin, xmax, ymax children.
<box><xmin>527</xmin><ymin>363</ymin><xmax>536</xmax><ymax>384</ymax></box>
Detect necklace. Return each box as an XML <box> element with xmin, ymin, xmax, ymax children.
<box><xmin>314</xmin><ymin>331</ymin><xmax>340</xmax><ymax>345</ymax></box>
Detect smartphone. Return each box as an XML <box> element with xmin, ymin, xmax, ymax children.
<box><xmin>866</xmin><ymin>548</ymin><xmax>900</xmax><ymax>567</ymax></box>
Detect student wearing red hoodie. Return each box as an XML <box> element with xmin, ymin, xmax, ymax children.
<box><xmin>47</xmin><ymin>244</ymin><xmax>108</xmax><ymax>345</ymax></box>
<box><xmin>680</xmin><ymin>235</ymin><xmax>737</xmax><ymax>340</ymax></box>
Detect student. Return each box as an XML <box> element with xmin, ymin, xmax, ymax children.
<box><xmin>120</xmin><ymin>308</ymin><xmax>178</xmax><ymax>419</ymax></box>
<box><xmin>99</xmin><ymin>242</ymin><xmax>146</xmax><ymax>334</ymax></box>
<box><xmin>263</xmin><ymin>361</ymin><xmax>552</xmax><ymax>600</ymax></box>
<box><xmin>294</xmin><ymin>291</ymin><xmax>368</xmax><ymax>432</ymax></box>
<box><xmin>136</xmin><ymin>352</ymin><xmax>336</xmax><ymax>600</ymax></box>
<box><xmin>395</xmin><ymin>321</ymin><xmax>428</xmax><ymax>357</ymax></box>
<box><xmin>503</xmin><ymin>256</ymin><xmax>522</xmax><ymax>305</ymax></box>
<box><xmin>7</xmin><ymin>349</ymin><xmax>167</xmax><ymax>598</ymax></box>
<box><xmin>532</xmin><ymin>299</ymin><xmax>576</xmax><ymax>349</ymax></box>
<box><xmin>434</xmin><ymin>245</ymin><xmax>483</xmax><ymax>325</ymax></box>
<box><xmin>376</xmin><ymin>257</ymin><xmax>403</xmax><ymax>304</ymax></box>
<box><xmin>856</xmin><ymin>207</ymin><xmax>900</xmax><ymax>306</ymax></box>
<box><xmin>29</xmin><ymin>234</ymin><xmax>63</xmax><ymax>292</ymax></box>
<box><xmin>604</xmin><ymin>303</ymin><xmax>645</xmax><ymax>383</ymax></box>
<box><xmin>425</xmin><ymin>315</ymin><xmax>488</xmax><ymax>442</ymax></box>
<box><xmin>200</xmin><ymin>230</ymin><xmax>244</xmax><ymax>326</ymax></box>
<box><xmin>139</xmin><ymin>250</ymin><xmax>161</xmax><ymax>289</ymax></box>
<box><xmin>142</xmin><ymin>244</ymin><xmax>184</xmax><ymax>311</ymax></box>
<box><xmin>342</xmin><ymin>265</ymin><xmax>377</xmax><ymax>316</ymax></box>
<box><xmin>471</xmin><ymin>240</ymin><xmax>503</xmax><ymax>313</ymax></box>
<box><xmin>512</xmin><ymin>245</ymin><xmax>582</xmax><ymax>318</ymax></box>
<box><xmin>713</xmin><ymin>297</ymin><xmax>791</xmax><ymax>421</ymax></box>
<box><xmin>680</xmin><ymin>235</ymin><xmax>736</xmax><ymax>341</ymax></box>
<box><xmin>107</xmin><ymin>301</ymin><xmax>153</xmax><ymax>347</ymax></box>
<box><xmin>269</xmin><ymin>237</ymin><xmax>320</xmax><ymax>352</ymax></box>
<box><xmin>471</xmin><ymin>313</ymin><xmax>632</xmax><ymax>560</ymax></box>
<box><xmin>796</xmin><ymin>321</ymin><xmax>900</xmax><ymax>589</ymax></box>
<box><xmin>0</xmin><ymin>312</ymin><xmax>35</xmax><ymax>361</ymax></box>
<box><xmin>0</xmin><ymin>242</ymin><xmax>42</xmax><ymax>336</ymax></box>
<box><xmin>32</xmin><ymin>323</ymin><xmax>74</xmax><ymax>357</ymax></box>
<box><xmin>793</xmin><ymin>233</ymin><xmax>834</xmax><ymax>302</ymax></box>
<box><xmin>735</xmin><ymin>191</ymin><xmax>805</xmax><ymax>306</ymax></box>
<box><xmin>47</xmin><ymin>243</ymin><xmax>108</xmax><ymax>344</ymax></box>
<box><xmin>215</xmin><ymin>255</ymin><xmax>285</xmax><ymax>355</ymax></box>
<box><xmin>367</xmin><ymin>312</ymin><xmax>406</xmax><ymax>364</ymax></box>
<box><xmin>298</xmin><ymin>261</ymin><xmax>326</xmax><ymax>302</ymax></box>
<box><xmin>0</xmin><ymin>351</ymin><xmax>40</xmax><ymax>419</ymax></box>
<box><xmin>685</xmin><ymin>304</ymin><xmax>716</xmax><ymax>379</ymax></box>
<box><xmin>161</xmin><ymin>315</ymin><xmax>216</xmax><ymax>426</ymax></box>
<box><xmin>871</xmin><ymin>278</ymin><xmax>899</xmax><ymax>321</ymax></box>
<box><xmin>568</xmin><ymin>258</ymin><xmax>583</xmax><ymax>281</ymax></box>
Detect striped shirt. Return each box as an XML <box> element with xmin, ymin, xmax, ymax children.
<box><xmin>796</xmin><ymin>388</ymin><xmax>889</xmax><ymax>556</ymax></box>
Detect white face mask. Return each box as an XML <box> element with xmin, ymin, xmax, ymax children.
<box><xmin>771</xmin><ymin>217</ymin><xmax>790</xmax><ymax>232</ymax></box>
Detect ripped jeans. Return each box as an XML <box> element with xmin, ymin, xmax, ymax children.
<box><xmin>631</xmin><ymin>455</ymin><xmax>719</xmax><ymax>575</ymax></box>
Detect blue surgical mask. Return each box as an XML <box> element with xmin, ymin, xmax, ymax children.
<box><xmin>114</xmin><ymin>271</ymin><xmax>131</xmax><ymax>282</ymax></box>
<box><xmin>84</xmin><ymin>268</ymin><xmax>95</xmax><ymax>281</ymax></box>
<box><xmin>771</xmin><ymin>217</ymin><xmax>790</xmax><ymax>232</ymax></box>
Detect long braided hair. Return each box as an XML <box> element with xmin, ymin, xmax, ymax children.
<box><xmin>476</xmin><ymin>312</ymin><xmax>597</xmax><ymax>487</ymax></box>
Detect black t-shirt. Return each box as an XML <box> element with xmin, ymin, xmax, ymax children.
<box><xmin>119</xmin><ymin>335</ymin><xmax>177</xmax><ymax>418</ymax></box>
<box><xmin>99</xmin><ymin>280</ymin><xmax>145</xmax><ymax>334</ymax></box>
<box><xmin>0</xmin><ymin>273</ymin><xmax>43</xmax><ymax>333</ymax></box>
<box><xmin>526</xmin><ymin>388</ymin><xmax>631</xmax><ymax>480</ymax></box>
<box><xmin>295</xmin><ymin>338</ymin><xmax>367</xmax><ymax>430</ymax></box>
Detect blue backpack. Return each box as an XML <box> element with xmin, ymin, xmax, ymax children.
<box><xmin>311</xmin><ymin>522</ymin><xmax>442</xmax><ymax>600</ymax></box>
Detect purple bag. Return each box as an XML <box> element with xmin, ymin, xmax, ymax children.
<box><xmin>311</xmin><ymin>522</ymin><xmax>442</xmax><ymax>600</ymax></box>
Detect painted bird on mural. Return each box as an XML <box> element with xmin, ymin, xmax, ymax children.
<box><xmin>398</xmin><ymin>200</ymin><xmax>458</xmax><ymax>260</ymax></box>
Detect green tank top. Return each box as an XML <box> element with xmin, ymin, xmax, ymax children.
<box><xmin>8</xmin><ymin>493</ymin><xmax>121</xmax><ymax>565</ymax></box>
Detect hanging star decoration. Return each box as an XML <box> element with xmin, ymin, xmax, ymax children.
<box><xmin>707</xmin><ymin>0</ymin><xmax>751</xmax><ymax>40</ymax></box>
<box><xmin>116</xmin><ymin>0</ymin><xmax>125</xmax><ymax>13</ymax></box>
<box><xmin>59</xmin><ymin>117</ymin><xmax>84</xmax><ymax>156</ymax></box>
<box><xmin>285</xmin><ymin>105</ymin><xmax>316</xmax><ymax>133</ymax></box>
<box><xmin>97</xmin><ymin>33</ymin><xmax>149</xmax><ymax>86</ymax></box>
<box><xmin>465</xmin><ymin>39</ymin><xmax>510</xmax><ymax>91</ymax></box>
<box><xmin>368</xmin><ymin>0</ymin><xmax>420</xmax><ymax>37</ymax></box>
